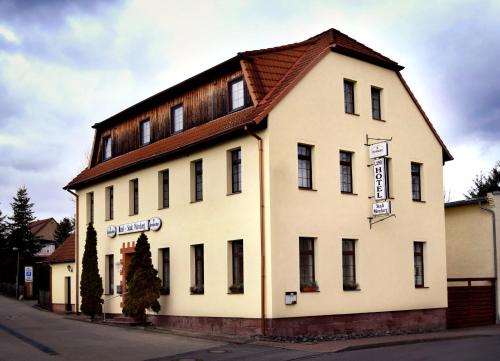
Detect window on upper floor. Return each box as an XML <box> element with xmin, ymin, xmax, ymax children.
<box><xmin>171</xmin><ymin>104</ymin><xmax>184</xmax><ymax>133</ymax></box>
<box><xmin>229</xmin><ymin>78</ymin><xmax>244</xmax><ymax>111</ymax></box>
<box><xmin>140</xmin><ymin>119</ymin><xmax>151</xmax><ymax>146</ymax></box>
<box><xmin>299</xmin><ymin>237</ymin><xmax>317</xmax><ymax>292</ymax></box>
<box><xmin>414</xmin><ymin>242</ymin><xmax>425</xmax><ymax>287</ymax></box>
<box><xmin>371</xmin><ymin>87</ymin><xmax>382</xmax><ymax>120</ymax></box>
<box><xmin>86</xmin><ymin>192</ymin><xmax>94</xmax><ymax>224</ymax></box>
<box><xmin>411</xmin><ymin>162</ymin><xmax>422</xmax><ymax>201</ymax></box>
<box><xmin>191</xmin><ymin>160</ymin><xmax>203</xmax><ymax>202</ymax></box>
<box><xmin>344</xmin><ymin>80</ymin><xmax>355</xmax><ymax>114</ymax></box>
<box><xmin>105</xmin><ymin>186</ymin><xmax>114</xmax><ymax>221</ymax></box>
<box><xmin>340</xmin><ymin>151</ymin><xmax>353</xmax><ymax>193</ymax></box>
<box><xmin>342</xmin><ymin>239</ymin><xmax>358</xmax><ymax>290</ymax></box>
<box><xmin>298</xmin><ymin>144</ymin><xmax>313</xmax><ymax>189</ymax></box>
<box><xmin>129</xmin><ymin>179</ymin><xmax>139</xmax><ymax>215</ymax></box>
<box><xmin>103</xmin><ymin>136</ymin><xmax>112</xmax><ymax>161</ymax></box>
<box><xmin>230</xmin><ymin>148</ymin><xmax>241</xmax><ymax>193</ymax></box>
<box><xmin>159</xmin><ymin>169</ymin><xmax>169</xmax><ymax>209</ymax></box>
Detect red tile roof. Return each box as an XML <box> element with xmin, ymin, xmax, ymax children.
<box><xmin>66</xmin><ymin>28</ymin><xmax>451</xmax><ymax>189</ymax></box>
<box><xmin>48</xmin><ymin>234</ymin><xmax>75</xmax><ymax>264</ymax></box>
<box><xmin>29</xmin><ymin>218</ymin><xmax>56</xmax><ymax>236</ymax></box>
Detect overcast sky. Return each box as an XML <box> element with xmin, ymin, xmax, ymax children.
<box><xmin>0</xmin><ymin>0</ymin><xmax>499</xmax><ymax>221</ymax></box>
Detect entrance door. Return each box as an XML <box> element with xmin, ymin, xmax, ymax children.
<box><xmin>65</xmin><ymin>277</ymin><xmax>71</xmax><ymax>312</ymax></box>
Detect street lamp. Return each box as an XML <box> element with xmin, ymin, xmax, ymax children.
<box><xmin>12</xmin><ymin>247</ymin><xmax>19</xmax><ymax>300</ymax></box>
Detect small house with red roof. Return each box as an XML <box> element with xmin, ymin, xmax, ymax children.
<box><xmin>47</xmin><ymin>234</ymin><xmax>76</xmax><ymax>312</ymax></box>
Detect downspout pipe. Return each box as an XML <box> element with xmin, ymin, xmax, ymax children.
<box><xmin>245</xmin><ymin>126</ymin><xmax>266</xmax><ymax>335</ymax></box>
<box><xmin>66</xmin><ymin>189</ymin><xmax>79</xmax><ymax>315</ymax></box>
<box><xmin>479</xmin><ymin>199</ymin><xmax>499</xmax><ymax>323</ymax></box>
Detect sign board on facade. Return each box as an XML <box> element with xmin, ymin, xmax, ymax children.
<box><xmin>107</xmin><ymin>217</ymin><xmax>162</xmax><ymax>238</ymax></box>
<box><xmin>373</xmin><ymin>201</ymin><xmax>391</xmax><ymax>216</ymax></box>
<box><xmin>369</xmin><ymin>142</ymin><xmax>388</xmax><ymax>159</ymax></box>
<box><xmin>285</xmin><ymin>291</ymin><xmax>297</xmax><ymax>305</ymax></box>
<box><xmin>25</xmin><ymin>266</ymin><xmax>33</xmax><ymax>283</ymax></box>
<box><xmin>373</xmin><ymin>158</ymin><xmax>388</xmax><ymax>200</ymax></box>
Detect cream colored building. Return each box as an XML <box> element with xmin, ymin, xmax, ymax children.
<box><xmin>48</xmin><ymin>234</ymin><xmax>76</xmax><ymax>312</ymax></box>
<box><xmin>65</xmin><ymin>28</ymin><xmax>452</xmax><ymax>336</ymax></box>
<box><xmin>445</xmin><ymin>192</ymin><xmax>499</xmax><ymax>327</ymax></box>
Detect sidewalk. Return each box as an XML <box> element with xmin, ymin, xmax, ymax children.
<box><xmin>253</xmin><ymin>325</ymin><xmax>500</xmax><ymax>352</ymax></box>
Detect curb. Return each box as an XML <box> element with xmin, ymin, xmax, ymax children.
<box><xmin>337</xmin><ymin>334</ymin><xmax>493</xmax><ymax>352</ymax></box>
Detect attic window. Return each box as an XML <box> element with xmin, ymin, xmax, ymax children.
<box><xmin>103</xmin><ymin>136</ymin><xmax>112</xmax><ymax>160</ymax></box>
<box><xmin>229</xmin><ymin>78</ymin><xmax>244</xmax><ymax>111</ymax></box>
<box><xmin>172</xmin><ymin>104</ymin><xmax>184</xmax><ymax>133</ymax></box>
<box><xmin>140</xmin><ymin>119</ymin><xmax>151</xmax><ymax>146</ymax></box>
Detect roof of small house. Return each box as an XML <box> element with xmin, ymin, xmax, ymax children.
<box><xmin>66</xmin><ymin>28</ymin><xmax>452</xmax><ymax>190</ymax></box>
<box><xmin>47</xmin><ymin>234</ymin><xmax>75</xmax><ymax>264</ymax></box>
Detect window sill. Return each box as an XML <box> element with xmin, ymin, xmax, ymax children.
<box><xmin>373</xmin><ymin>118</ymin><xmax>387</xmax><ymax>122</ymax></box>
<box><xmin>341</xmin><ymin>192</ymin><xmax>358</xmax><ymax>196</ymax></box>
<box><xmin>343</xmin><ymin>288</ymin><xmax>361</xmax><ymax>292</ymax></box>
<box><xmin>415</xmin><ymin>286</ymin><xmax>429</xmax><ymax>289</ymax></box>
<box><xmin>345</xmin><ymin>112</ymin><xmax>360</xmax><ymax>116</ymax></box>
<box><xmin>104</xmin><ymin>218</ymin><xmax>113</xmax><ymax>222</ymax></box>
<box><xmin>226</xmin><ymin>191</ymin><xmax>242</xmax><ymax>196</ymax></box>
<box><xmin>229</xmin><ymin>106</ymin><xmax>246</xmax><ymax>114</ymax></box>
<box><xmin>413</xmin><ymin>199</ymin><xmax>426</xmax><ymax>203</ymax></box>
<box><xmin>298</xmin><ymin>187</ymin><xmax>317</xmax><ymax>192</ymax></box>
<box><xmin>300</xmin><ymin>286</ymin><xmax>319</xmax><ymax>293</ymax></box>
<box><xmin>158</xmin><ymin>206</ymin><xmax>169</xmax><ymax>210</ymax></box>
<box><xmin>227</xmin><ymin>291</ymin><xmax>244</xmax><ymax>295</ymax></box>
<box><xmin>190</xmin><ymin>292</ymin><xmax>205</xmax><ymax>295</ymax></box>
<box><xmin>190</xmin><ymin>200</ymin><xmax>203</xmax><ymax>204</ymax></box>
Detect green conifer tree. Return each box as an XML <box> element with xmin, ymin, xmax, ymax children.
<box><xmin>54</xmin><ymin>217</ymin><xmax>75</xmax><ymax>246</ymax></box>
<box><xmin>123</xmin><ymin>232</ymin><xmax>161</xmax><ymax>323</ymax></box>
<box><xmin>8</xmin><ymin>187</ymin><xmax>40</xmax><ymax>257</ymax></box>
<box><xmin>80</xmin><ymin>223</ymin><xmax>103</xmax><ymax>319</ymax></box>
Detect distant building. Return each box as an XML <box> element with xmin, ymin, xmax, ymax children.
<box><xmin>30</xmin><ymin>218</ymin><xmax>58</xmax><ymax>258</ymax></box>
<box><xmin>65</xmin><ymin>28</ymin><xmax>452</xmax><ymax>336</ymax></box>
<box><xmin>47</xmin><ymin>234</ymin><xmax>76</xmax><ymax>313</ymax></box>
<box><xmin>445</xmin><ymin>192</ymin><xmax>500</xmax><ymax>328</ymax></box>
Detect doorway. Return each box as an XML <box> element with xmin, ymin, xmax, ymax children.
<box><xmin>65</xmin><ymin>276</ymin><xmax>71</xmax><ymax>312</ymax></box>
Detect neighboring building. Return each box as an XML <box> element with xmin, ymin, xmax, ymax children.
<box><xmin>65</xmin><ymin>28</ymin><xmax>452</xmax><ymax>336</ymax></box>
<box><xmin>30</xmin><ymin>218</ymin><xmax>58</xmax><ymax>258</ymax></box>
<box><xmin>47</xmin><ymin>234</ymin><xmax>76</xmax><ymax>313</ymax></box>
<box><xmin>445</xmin><ymin>192</ymin><xmax>500</xmax><ymax>328</ymax></box>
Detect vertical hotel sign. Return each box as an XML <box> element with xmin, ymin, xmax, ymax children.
<box><xmin>373</xmin><ymin>158</ymin><xmax>387</xmax><ymax>200</ymax></box>
<box><xmin>370</xmin><ymin>142</ymin><xmax>391</xmax><ymax>216</ymax></box>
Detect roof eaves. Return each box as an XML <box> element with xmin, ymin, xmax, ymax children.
<box><xmin>445</xmin><ymin>197</ymin><xmax>487</xmax><ymax>208</ymax></box>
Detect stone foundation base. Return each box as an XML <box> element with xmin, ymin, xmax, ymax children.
<box><xmin>51</xmin><ymin>303</ymin><xmax>76</xmax><ymax>313</ymax></box>
<box><xmin>151</xmin><ymin>308</ymin><xmax>446</xmax><ymax>337</ymax></box>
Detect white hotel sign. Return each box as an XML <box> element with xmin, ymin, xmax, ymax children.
<box><xmin>107</xmin><ymin>217</ymin><xmax>162</xmax><ymax>238</ymax></box>
<box><xmin>373</xmin><ymin>157</ymin><xmax>388</xmax><ymax>201</ymax></box>
<box><xmin>369</xmin><ymin>142</ymin><xmax>388</xmax><ymax>159</ymax></box>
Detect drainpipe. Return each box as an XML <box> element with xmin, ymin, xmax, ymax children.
<box><xmin>245</xmin><ymin>126</ymin><xmax>266</xmax><ymax>335</ymax></box>
<box><xmin>479</xmin><ymin>199</ymin><xmax>499</xmax><ymax>323</ymax></box>
<box><xmin>66</xmin><ymin>189</ymin><xmax>79</xmax><ymax>315</ymax></box>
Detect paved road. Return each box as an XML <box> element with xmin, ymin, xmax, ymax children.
<box><xmin>2</xmin><ymin>295</ymin><xmax>500</xmax><ymax>361</ymax></box>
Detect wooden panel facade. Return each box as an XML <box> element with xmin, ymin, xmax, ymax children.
<box><xmin>92</xmin><ymin>69</ymin><xmax>252</xmax><ymax>166</ymax></box>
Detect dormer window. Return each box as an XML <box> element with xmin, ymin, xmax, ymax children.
<box><xmin>103</xmin><ymin>136</ymin><xmax>112</xmax><ymax>160</ymax></box>
<box><xmin>172</xmin><ymin>104</ymin><xmax>184</xmax><ymax>133</ymax></box>
<box><xmin>140</xmin><ymin>119</ymin><xmax>151</xmax><ymax>146</ymax></box>
<box><xmin>229</xmin><ymin>78</ymin><xmax>244</xmax><ymax>111</ymax></box>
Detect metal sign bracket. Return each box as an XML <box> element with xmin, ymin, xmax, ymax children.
<box><xmin>364</xmin><ymin>134</ymin><xmax>393</xmax><ymax>146</ymax></box>
<box><xmin>368</xmin><ymin>214</ymin><xmax>396</xmax><ymax>229</ymax></box>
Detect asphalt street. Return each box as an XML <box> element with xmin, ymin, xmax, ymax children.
<box><xmin>1</xmin><ymin>295</ymin><xmax>500</xmax><ymax>361</ymax></box>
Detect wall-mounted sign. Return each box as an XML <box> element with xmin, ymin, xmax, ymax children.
<box><xmin>373</xmin><ymin>201</ymin><xmax>391</xmax><ymax>216</ymax></box>
<box><xmin>106</xmin><ymin>217</ymin><xmax>163</xmax><ymax>238</ymax></box>
<box><xmin>369</xmin><ymin>142</ymin><xmax>388</xmax><ymax>159</ymax></box>
<box><xmin>373</xmin><ymin>158</ymin><xmax>388</xmax><ymax>200</ymax></box>
<box><xmin>107</xmin><ymin>225</ymin><xmax>117</xmax><ymax>238</ymax></box>
<box><xmin>25</xmin><ymin>266</ymin><xmax>33</xmax><ymax>283</ymax></box>
<box><xmin>285</xmin><ymin>291</ymin><xmax>297</xmax><ymax>305</ymax></box>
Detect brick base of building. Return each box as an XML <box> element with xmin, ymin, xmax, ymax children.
<box><xmin>51</xmin><ymin>303</ymin><xmax>76</xmax><ymax>313</ymax></box>
<box><xmin>151</xmin><ymin>308</ymin><xmax>446</xmax><ymax>337</ymax></box>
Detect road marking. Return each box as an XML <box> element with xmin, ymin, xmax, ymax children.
<box><xmin>0</xmin><ymin>322</ymin><xmax>59</xmax><ymax>356</ymax></box>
